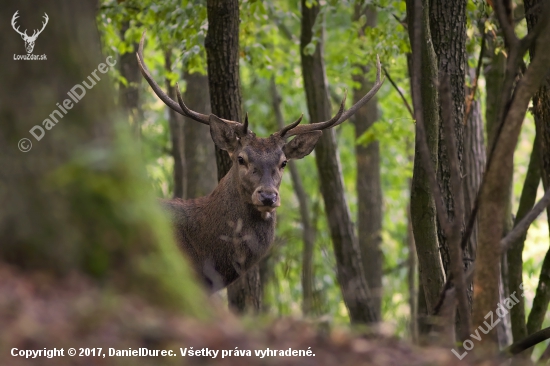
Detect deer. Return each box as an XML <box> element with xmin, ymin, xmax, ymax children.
<box><xmin>136</xmin><ymin>32</ymin><xmax>383</xmax><ymax>292</ymax></box>
<box><xmin>11</xmin><ymin>11</ymin><xmax>49</xmax><ymax>54</ymax></box>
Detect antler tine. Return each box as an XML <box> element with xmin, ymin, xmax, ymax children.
<box><xmin>279</xmin><ymin>114</ymin><xmax>303</xmax><ymax>137</ymax></box>
<box><xmin>243</xmin><ymin>112</ymin><xmax>249</xmax><ymax>134</ymax></box>
<box><xmin>175</xmin><ymin>82</ymin><xmax>242</xmax><ymax>131</ymax></box>
<box><xmin>284</xmin><ymin>92</ymin><xmax>347</xmax><ymax>137</ymax></box>
<box><xmin>39</xmin><ymin>13</ymin><xmax>49</xmax><ymax>32</ymax></box>
<box><xmin>137</xmin><ymin>31</ymin><xmax>244</xmax><ymax>127</ymax></box>
<box><xmin>285</xmin><ymin>55</ymin><xmax>384</xmax><ymax>137</ymax></box>
<box><xmin>332</xmin><ymin>55</ymin><xmax>384</xmax><ymax>127</ymax></box>
<box><xmin>136</xmin><ymin>31</ymin><xmax>208</xmax><ymax>124</ymax></box>
<box><xmin>11</xmin><ymin>11</ymin><xmax>27</xmax><ymax>37</ymax></box>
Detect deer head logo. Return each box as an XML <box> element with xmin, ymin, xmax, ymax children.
<box><xmin>11</xmin><ymin>11</ymin><xmax>49</xmax><ymax>54</ymax></box>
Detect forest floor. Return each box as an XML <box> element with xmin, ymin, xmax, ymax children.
<box><xmin>0</xmin><ymin>265</ymin><xmax>510</xmax><ymax>366</ymax></box>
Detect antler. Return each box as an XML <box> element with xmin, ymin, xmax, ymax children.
<box><xmin>136</xmin><ymin>31</ymin><xmax>244</xmax><ymax>130</ymax></box>
<box><xmin>11</xmin><ymin>11</ymin><xmax>28</xmax><ymax>38</ymax></box>
<box><xmin>31</xmin><ymin>13</ymin><xmax>48</xmax><ymax>39</ymax></box>
<box><xmin>280</xmin><ymin>55</ymin><xmax>384</xmax><ymax>138</ymax></box>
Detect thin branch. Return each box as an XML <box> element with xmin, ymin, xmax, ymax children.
<box><xmin>502</xmin><ymin>186</ymin><xmax>550</xmax><ymax>251</ymax></box>
<box><xmin>440</xmin><ymin>72</ymin><xmax>470</xmax><ymax>338</ymax></box>
<box><xmin>463</xmin><ymin>26</ymin><xmax>486</xmax><ymax>125</ymax></box>
<box><xmin>410</xmin><ymin>0</ymin><xmax>451</xmax><ymax>241</ymax></box>
<box><xmin>433</xmin><ymin>265</ymin><xmax>476</xmax><ymax>315</ymax></box>
<box><xmin>503</xmin><ymin>326</ymin><xmax>550</xmax><ymax>356</ymax></box>
<box><xmin>493</xmin><ymin>0</ymin><xmax>518</xmax><ymax>48</ymax></box>
<box><xmin>458</xmin><ymin>0</ymin><xmax>545</xmax><ymax>258</ymax></box>
<box><xmin>383</xmin><ymin>67</ymin><xmax>414</xmax><ymax>119</ymax></box>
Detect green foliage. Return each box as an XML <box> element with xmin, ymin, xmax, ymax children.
<box><xmin>97</xmin><ymin>0</ymin><xmax>549</xmax><ymax>344</ymax></box>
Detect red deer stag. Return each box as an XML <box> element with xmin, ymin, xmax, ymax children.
<box><xmin>136</xmin><ymin>32</ymin><xmax>383</xmax><ymax>292</ymax></box>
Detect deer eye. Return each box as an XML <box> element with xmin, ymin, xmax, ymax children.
<box><xmin>238</xmin><ymin>156</ymin><xmax>245</xmax><ymax>165</ymax></box>
<box><xmin>281</xmin><ymin>160</ymin><xmax>287</xmax><ymax>168</ymax></box>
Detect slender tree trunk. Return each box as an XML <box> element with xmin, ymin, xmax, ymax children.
<box><xmin>0</xmin><ymin>0</ymin><xmax>208</xmax><ymax>317</ymax></box>
<box><xmin>270</xmin><ymin>77</ymin><xmax>316</xmax><ymax>316</ymax></box>
<box><xmin>353</xmin><ymin>3</ymin><xmax>383</xmax><ymax>320</ymax></box>
<box><xmin>205</xmin><ymin>0</ymin><xmax>261</xmax><ymax>314</ymax></box>
<box><xmin>118</xmin><ymin>21</ymin><xmax>142</xmax><ymax>138</ymax></box>
<box><xmin>182</xmin><ymin>71</ymin><xmax>216</xmax><ymax>199</ymax></box>
<box><xmin>472</xmin><ymin>4</ymin><xmax>550</xmax><ymax>351</ymax></box>
<box><xmin>300</xmin><ymin>0</ymin><xmax>377</xmax><ymax>324</ymax></box>
<box><xmin>429</xmin><ymin>0</ymin><xmax>466</xmax><ymax>277</ymax></box>
<box><xmin>508</xmin><ymin>136</ymin><xmax>540</xmax><ymax>346</ymax></box>
<box><xmin>406</xmin><ymin>0</ymin><xmax>445</xmax><ymax>314</ymax></box>
<box><xmin>165</xmin><ymin>51</ymin><xmax>185</xmax><ymax>199</ymax></box>
<box><xmin>482</xmin><ymin>14</ymin><xmax>514</xmax><ymax>350</ymax></box>
<box><xmin>407</xmin><ymin>202</ymin><xmax>419</xmax><ymax>342</ymax></box>
<box><xmin>525</xmin><ymin>0</ymin><xmax>550</xmax><ymax>339</ymax></box>
<box><xmin>463</xmin><ymin>67</ymin><xmax>486</xmax><ymax>309</ymax></box>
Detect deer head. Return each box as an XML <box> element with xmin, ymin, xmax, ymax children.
<box><xmin>136</xmin><ymin>32</ymin><xmax>383</xmax><ymax>218</ymax></box>
<box><xmin>12</xmin><ymin>11</ymin><xmax>49</xmax><ymax>54</ymax></box>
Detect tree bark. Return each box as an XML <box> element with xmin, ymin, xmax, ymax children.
<box><xmin>508</xmin><ymin>136</ymin><xmax>540</xmax><ymax>345</ymax></box>
<box><xmin>472</xmin><ymin>7</ymin><xmax>550</xmax><ymax>351</ymax></box>
<box><xmin>205</xmin><ymin>0</ymin><xmax>261</xmax><ymax>314</ymax></box>
<box><xmin>524</xmin><ymin>0</ymin><xmax>550</xmax><ymax>339</ymax></box>
<box><xmin>352</xmin><ymin>3</ymin><xmax>383</xmax><ymax>320</ymax></box>
<box><xmin>0</xmin><ymin>0</ymin><xmax>208</xmax><ymax>317</ymax></box>
<box><xmin>300</xmin><ymin>0</ymin><xmax>377</xmax><ymax>324</ymax></box>
<box><xmin>429</xmin><ymin>0</ymin><xmax>466</xmax><ymax>277</ymax></box>
<box><xmin>462</xmin><ymin>67</ymin><xmax>486</xmax><ymax>309</ymax></box>
<box><xmin>118</xmin><ymin>20</ymin><xmax>143</xmax><ymax>138</ymax></box>
<box><xmin>165</xmin><ymin>51</ymin><xmax>185</xmax><ymax>199</ymax></box>
<box><xmin>270</xmin><ymin>77</ymin><xmax>317</xmax><ymax>316</ymax></box>
<box><xmin>182</xmin><ymin>71</ymin><xmax>217</xmax><ymax>199</ymax></box>
<box><xmin>406</xmin><ymin>0</ymin><xmax>445</xmax><ymax>314</ymax></box>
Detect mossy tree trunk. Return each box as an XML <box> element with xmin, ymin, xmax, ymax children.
<box><xmin>0</xmin><ymin>0</ymin><xmax>208</xmax><ymax>318</ymax></box>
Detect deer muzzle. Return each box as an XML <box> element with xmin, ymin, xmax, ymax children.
<box><xmin>253</xmin><ymin>189</ymin><xmax>280</xmax><ymax>213</ymax></box>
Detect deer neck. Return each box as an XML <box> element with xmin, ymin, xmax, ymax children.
<box><xmin>209</xmin><ymin>166</ymin><xmax>276</xmax><ymax>223</ymax></box>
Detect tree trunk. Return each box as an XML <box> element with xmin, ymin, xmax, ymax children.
<box><xmin>472</xmin><ymin>5</ymin><xmax>550</xmax><ymax>351</ymax></box>
<box><xmin>270</xmin><ymin>77</ymin><xmax>317</xmax><ymax>316</ymax></box>
<box><xmin>205</xmin><ymin>0</ymin><xmax>261</xmax><ymax>314</ymax></box>
<box><xmin>508</xmin><ymin>136</ymin><xmax>540</xmax><ymax>345</ymax></box>
<box><xmin>429</xmin><ymin>0</ymin><xmax>466</xmax><ymax>277</ymax></box>
<box><xmin>182</xmin><ymin>71</ymin><xmax>217</xmax><ymax>199</ymax></box>
<box><xmin>300</xmin><ymin>0</ymin><xmax>377</xmax><ymax>324</ymax></box>
<box><xmin>524</xmin><ymin>0</ymin><xmax>550</xmax><ymax>339</ymax></box>
<box><xmin>462</xmin><ymin>67</ymin><xmax>486</xmax><ymax>309</ymax></box>
<box><xmin>118</xmin><ymin>20</ymin><xmax>143</xmax><ymax>138</ymax></box>
<box><xmin>165</xmin><ymin>51</ymin><xmax>185</xmax><ymax>199</ymax></box>
<box><xmin>407</xmin><ymin>202</ymin><xmax>419</xmax><ymax>342</ymax></box>
<box><xmin>353</xmin><ymin>3</ymin><xmax>383</xmax><ymax>320</ymax></box>
<box><xmin>406</xmin><ymin>0</ymin><xmax>445</xmax><ymax>314</ymax></box>
<box><xmin>0</xmin><ymin>0</ymin><xmax>207</xmax><ymax>317</ymax></box>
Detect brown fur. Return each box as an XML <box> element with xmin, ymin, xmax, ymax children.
<box><xmin>162</xmin><ymin>126</ymin><xmax>322</xmax><ymax>292</ymax></box>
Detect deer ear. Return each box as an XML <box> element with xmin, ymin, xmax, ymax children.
<box><xmin>209</xmin><ymin>114</ymin><xmax>239</xmax><ymax>152</ymax></box>
<box><xmin>282</xmin><ymin>131</ymin><xmax>322</xmax><ymax>160</ymax></box>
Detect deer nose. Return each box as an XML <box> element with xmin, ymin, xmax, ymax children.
<box><xmin>259</xmin><ymin>191</ymin><xmax>278</xmax><ymax>206</ymax></box>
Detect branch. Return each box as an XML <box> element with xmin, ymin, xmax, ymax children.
<box><xmin>458</xmin><ymin>0</ymin><xmax>550</xmax><ymax>257</ymax></box>
<box><xmin>463</xmin><ymin>26</ymin><xmax>486</xmax><ymax>125</ymax></box>
<box><xmin>503</xmin><ymin>326</ymin><xmax>550</xmax><ymax>356</ymax></box>
<box><xmin>493</xmin><ymin>0</ymin><xmax>517</xmax><ymax>48</ymax></box>
<box><xmin>383</xmin><ymin>67</ymin><xmax>414</xmax><ymax>119</ymax></box>
<box><xmin>440</xmin><ymin>72</ymin><xmax>470</xmax><ymax>338</ymax></box>
<box><xmin>500</xmin><ymin>163</ymin><xmax>550</xmax><ymax>250</ymax></box>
